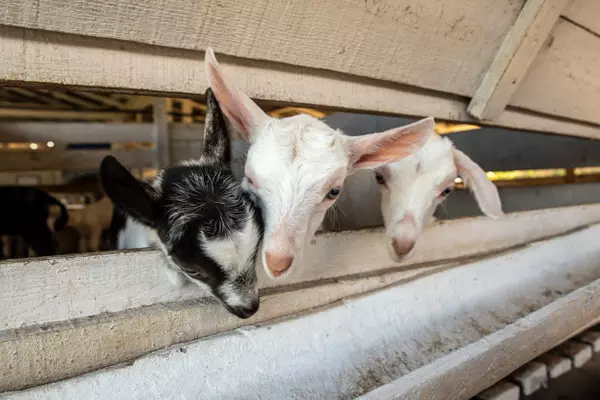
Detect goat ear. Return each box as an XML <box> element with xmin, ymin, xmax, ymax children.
<box><xmin>453</xmin><ymin>148</ymin><xmax>504</xmax><ymax>218</ymax></box>
<box><xmin>204</xmin><ymin>47</ymin><xmax>270</xmax><ymax>141</ymax></box>
<box><xmin>349</xmin><ymin>117</ymin><xmax>434</xmax><ymax>170</ymax></box>
<box><xmin>99</xmin><ymin>156</ymin><xmax>159</xmax><ymax>228</ymax></box>
<box><xmin>202</xmin><ymin>87</ymin><xmax>231</xmax><ymax>165</ymax></box>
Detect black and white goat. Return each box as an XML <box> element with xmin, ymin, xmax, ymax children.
<box><xmin>100</xmin><ymin>89</ymin><xmax>264</xmax><ymax>319</ymax></box>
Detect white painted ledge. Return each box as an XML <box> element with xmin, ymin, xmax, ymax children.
<box><xmin>7</xmin><ymin>224</ymin><xmax>600</xmax><ymax>400</ymax></box>
<box><xmin>2</xmin><ymin>204</ymin><xmax>599</xmax><ymax>331</ymax></box>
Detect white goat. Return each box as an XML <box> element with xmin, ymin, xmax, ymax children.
<box><xmin>100</xmin><ymin>89</ymin><xmax>264</xmax><ymax>319</ymax></box>
<box><xmin>375</xmin><ymin>132</ymin><xmax>504</xmax><ymax>261</ymax></box>
<box><xmin>204</xmin><ymin>47</ymin><xmax>434</xmax><ymax>278</ymax></box>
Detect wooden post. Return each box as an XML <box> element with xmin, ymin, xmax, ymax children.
<box><xmin>467</xmin><ymin>0</ymin><xmax>569</xmax><ymax>120</ymax></box>
<box><xmin>152</xmin><ymin>97</ymin><xmax>170</xmax><ymax>168</ymax></box>
<box><xmin>182</xmin><ymin>99</ymin><xmax>194</xmax><ymax>124</ymax></box>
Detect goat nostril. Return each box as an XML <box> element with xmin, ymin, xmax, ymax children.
<box><xmin>265</xmin><ymin>252</ymin><xmax>294</xmax><ymax>277</ymax></box>
<box><xmin>232</xmin><ymin>302</ymin><xmax>259</xmax><ymax>319</ymax></box>
<box><xmin>392</xmin><ymin>238</ymin><xmax>415</xmax><ymax>256</ymax></box>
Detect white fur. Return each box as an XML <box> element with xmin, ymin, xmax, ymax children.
<box><xmin>378</xmin><ymin>133</ymin><xmax>503</xmax><ymax>262</ymax></box>
<box><xmin>117</xmin><ymin>217</ymin><xmax>159</xmax><ymax>250</ymax></box>
<box><xmin>204</xmin><ymin>47</ymin><xmax>434</xmax><ymax>278</ymax></box>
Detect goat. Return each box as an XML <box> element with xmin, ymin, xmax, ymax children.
<box><xmin>99</xmin><ymin>88</ymin><xmax>264</xmax><ymax>319</ymax></box>
<box><xmin>0</xmin><ymin>186</ymin><xmax>69</xmax><ymax>256</ymax></box>
<box><xmin>204</xmin><ymin>47</ymin><xmax>433</xmax><ymax>278</ymax></box>
<box><xmin>374</xmin><ymin>132</ymin><xmax>504</xmax><ymax>261</ymax></box>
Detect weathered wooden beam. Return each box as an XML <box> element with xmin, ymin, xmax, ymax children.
<box><xmin>6</xmin><ymin>88</ymin><xmax>67</xmax><ymax>107</ymax></box>
<box><xmin>0</xmin><ymin>26</ymin><xmax>599</xmax><ymax>139</ymax></box>
<box><xmin>511</xmin><ymin>18</ymin><xmax>600</xmax><ymax>126</ymax></box>
<box><xmin>44</xmin><ymin>90</ymin><xmax>107</xmax><ymax>109</ymax></box>
<box><xmin>6</xmin><ymin>224</ymin><xmax>600</xmax><ymax>397</ymax></box>
<box><xmin>152</xmin><ymin>98</ymin><xmax>170</xmax><ymax>168</ymax></box>
<box><xmin>0</xmin><ymin>108</ymin><xmax>132</xmax><ymax>121</ymax></box>
<box><xmin>77</xmin><ymin>92</ymin><xmax>124</xmax><ymax>108</ymax></box>
<box><xmin>468</xmin><ymin>0</ymin><xmax>569</xmax><ymax>120</ymax></box>
<box><xmin>563</xmin><ymin>0</ymin><xmax>600</xmax><ymax>37</ymax></box>
<box><xmin>0</xmin><ymin>0</ymin><xmax>525</xmax><ymax>98</ymax></box>
<box><xmin>3</xmin><ymin>204</ymin><xmax>600</xmax><ymax>332</ymax></box>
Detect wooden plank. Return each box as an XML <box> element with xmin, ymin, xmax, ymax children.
<box><xmin>536</xmin><ymin>353</ymin><xmax>572</xmax><ymax>379</ymax></box>
<box><xmin>5</xmin><ymin>225</ymin><xmax>600</xmax><ymax>397</ymax></box>
<box><xmin>0</xmin><ymin>107</ymin><xmax>132</xmax><ymax>120</ymax></box>
<box><xmin>0</xmin><ymin>26</ymin><xmax>598</xmax><ymax>139</ymax></box>
<box><xmin>475</xmin><ymin>381</ymin><xmax>520</xmax><ymax>400</ymax></box>
<box><xmin>0</xmin><ymin>122</ymin><xmax>203</xmax><ymax>143</ymax></box>
<box><xmin>509</xmin><ymin>361</ymin><xmax>547</xmax><ymax>396</ymax></box>
<box><xmin>0</xmin><ymin>0</ymin><xmax>525</xmax><ymax>98</ymax></box>
<box><xmin>7</xmin><ymin>88</ymin><xmax>67</xmax><ymax>107</ymax></box>
<box><xmin>181</xmin><ymin>99</ymin><xmax>194</xmax><ymax>123</ymax></box>
<box><xmin>152</xmin><ymin>98</ymin><xmax>169</xmax><ymax>167</ymax></box>
<box><xmin>552</xmin><ymin>340</ymin><xmax>593</xmax><ymax>368</ymax></box>
<box><xmin>0</xmin><ymin>264</ymin><xmax>451</xmax><ymax>392</ymax></box>
<box><xmin>574</xmin><ymin>330</ymin><xmax>600</xmax><ymax>352</ymax></box>
<box><xmin>511</xmin><ymin>19</ymin><xmax>600</xmax><ymax>126</ymax></box>
<box><xmin>563</xmin><ymin>0</ymin><xmax>600</xmax><ymax>37</ymax></box>
<box><xmin>76</xmin><ymin>92</ymin><xmax>124</xmax><ymax>108</ymax></box>
<box><xmin>3</xmin><ymin>204</ymin><xmax>600</xmax><ymax>333</ymax></box>
<box><xmin>359</xmin><ymin>284</ymin><xmax>600</xmax><ymax>399</ymax></box>
<box><xmin>0</xmin><ymin>149</ymin><xmax>154</xmax><ymax>171</ymax></box>
<box><xmin>0</xmin><ymin>122</ymin><xmax>154</xmax><ymax>143</ymax></box>
<box><xmin>468</xmin><ymin>0</ymin><xmax>569</xmax><ymax>120</ymax></box>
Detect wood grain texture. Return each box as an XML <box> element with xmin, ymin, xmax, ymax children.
<box><xmin>5</xmin><ymin>224</ymin><xmax>600</xmax><ymax>397</ymax></box>
<box><xmin>512</xmin><ymin>19</ymin><xmax>600</xmax><ymax>126</ymax></box>
<box><xmin>3</xmin><ymin>204</ymin><xmax>600</xmax><ymax>332</ymax></box>
<box><xmin>152</xmin><ymin>97</ymin><xmax>169</xmax><ymax>167</ymax></box>
<box><xmin>0</xmin><ymin>0</ymin><xmax>525</xmax><ymax>97</ymax></box>
<box><xmin>563</xmin><ymin>0</ymin><xmax>600</xmax><ymax>36</ymax></box>
<box><xmin>468</xmin><ymin>0</ymin><xmax>569</xmax><ymax>120</ymax></box>
<box><xmin>0</xmin><ymin>26</ymin><xmax>598</xmax><ymax>139</ymax></box>
<box><xmin>0</xmin><ymin>265</ymin><xmax>447</xmax><ymax>392</ymax></box>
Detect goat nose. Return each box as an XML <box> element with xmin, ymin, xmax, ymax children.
<box><xmin>234</xmin><ymin>301</ymin><xmax>260</xmax><ymax>319</ymax></box>
<box><xmin>265</xmin><ymin>252</ymin><xmax>294</xmax><ymax>277</ymax></box>
<box><xmin>392</xmin><ymin>237</ymin><xmax>415</xmax><ymax>257</ymax></box>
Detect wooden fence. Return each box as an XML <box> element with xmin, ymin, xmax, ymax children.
<box><xmin>1</xmin><ymin>0</ymin><xmax>600</xmax><ymax>397</ymax></box>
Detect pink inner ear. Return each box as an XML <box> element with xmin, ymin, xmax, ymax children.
<box><xmin>351</xmin><ymin>117</ymin><xmax>434</xmax><ymax>169</ymax></box>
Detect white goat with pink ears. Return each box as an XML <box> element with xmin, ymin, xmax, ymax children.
<box><xmin>204</xmin><ymin>47</ymin><xmax>434</xmax><ymax>278</ymax></box>
<box><xmin>374</xmin><ymin>132</ymin><xmax>504</xmax><ymax>262</ymax></box>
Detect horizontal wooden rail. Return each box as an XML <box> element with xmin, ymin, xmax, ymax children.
<box><xmin>0</xmin><ymin>25</ymin><xmax>598</xmax><ymax>139</ymax></box>
<box><xmin>6</xmin><ymin>223</ymin><xmax>600</xmax><ymax>398</ymax></box>
<box><xmin>1</xmin><ymin>205</ymin><xmax>600</xmax><ymax>391</ymax></box>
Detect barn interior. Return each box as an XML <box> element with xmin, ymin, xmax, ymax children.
<box><xmin>0</xmin><ymin>87</ymin><xmax>599</xmax><ymax>259</ymax></box>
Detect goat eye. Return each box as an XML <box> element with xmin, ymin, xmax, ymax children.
<box><xmin>440</xmin><ymin>187</ymin><xmax>453</xmax><ymax>197</ymax></box>
<box><xmin>326</xmin><ymin>187</ymin><xmax>341</xmax><ymax>200</ymax></box>
<box><xmin>375</xmin><ymin>172</ymin><xmax>385</xmax><ymax>185</ymax></box>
